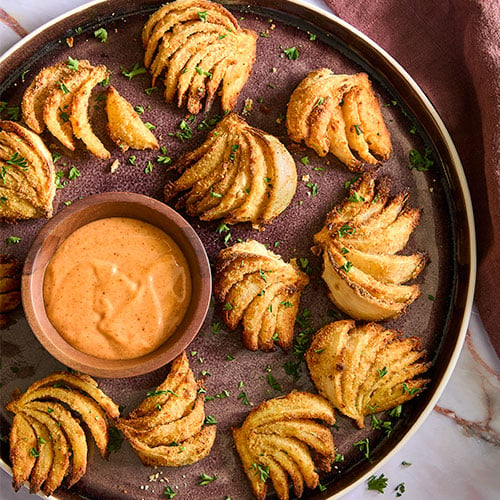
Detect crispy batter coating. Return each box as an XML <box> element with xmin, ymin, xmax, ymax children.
<box><xmin>214</xmin><ymin>240</ymin><xmax>309</xmax><ymax>352</ymax></box>
<box><xmin>313</xmin><ymin>172</ymin><xmax>427</xmax><ymax>320</ymax></box>
<box><xmin>142</xmin><ymin>0</ymin><xmax>257</xmax><ymax>113</ymax></box>
<box><xmin>233</xmin><ymin>390</ymin><xmax>335</xmax><ymax>500</ymax></box>
<box><xmin>6</xmin><ymin>371</ymin><xmax>120</xmax><ymax>494</ymax></box>
<box><xmin>306</xmin><ymin>320</ymin><xmax>430</xmax><ymax>428</ymax></box>
<box><xmin>106</xmin><ymin>86</ymin><xmax>159</xmax><ymax>151</ymax></box>
<box><xmin>0</xmin><ymin>121</ymin><xmax>55</xmax><ymax>220</ymax></box>
<box><xmin>22</xmin><ymin>58</ymin><xmax>114</xmax><ymax>158</ymax></box>
<box><xmin>287</xmin><ymin>69</ymin><xmax>392</xmax><ymax>171</ymax></box>
<box><xmin>117</xmin><ymin>351</ymin><xmax>216</xmax><ymax>467</ymax></box>
<box><xmin>69</xmin><ymin>64</ymin><xmax>111</xmax><ymax>159</ymax></box>
<box><xmin>0</xmin><ymin>254</ymin><xmax>21</xmax><ymax>327</ymax></box>
<box><xmin>165</xmin><ymin>113</ymin><xmax>297</xmax><ymax>228</ymax></box>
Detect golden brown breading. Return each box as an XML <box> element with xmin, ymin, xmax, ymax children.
<box><xmin>0</xmin><ymin>121</ymin><xmax>55</xmax><ymax>220</ymax></box>
<box><xmin>313</xmin><ymin>172</ymin><xmax>427</xmax><ymax>321</ymax></box>
<box><xmin>214</xmin><ymin>240</ymin><xmax>309</xmax><ymax>351</ymax></box>
<box><xmin>22</xmin><ymin>58</ymin><xmax>115</xmax><ymax>158</ymax></box>
<box><xmin>6</xmin><ymin>371</ymin><xmax>119</xmax><ymax>494</ymax></box>
<box><xmin>106</xmin><ymin>86</ymin><xmax>159</xmax><ymax>151</ymax></box>
<box><xmin>0</xmin><ymin>254</ymin><xmax>21</xmax><ymax>327</ymax></box>
<box><xmin>306</xmin><ymin>320</ymin><xmax>430</xmax><ymax>428</ymax></box>
<box><xmin>142</xmin><ymin>0</ymin><xmax>257</xmax><ymax>113</ymax></box>
<box><xmin>165</xmin><ymin>113</ymin><xmax>297</xmax><ymax>228</ymax></box>
<box><xmin>287</xmin><ymin>69</ymin><xmax>392</xmax><ymax>170</ymax></box>
<box><xmin>69</xmin><ymin>64</ymin><xmax>111</xmax><ymax>159</ymax></box>
<box><xmin>233</xmin><ymin>390</ymin><xmax>335</xmax><ymax>500</ymax></box>
<box><xmin>117</xmin><ymin>351</ymin><xmax>216</xmax><ymax>467</ymax></box>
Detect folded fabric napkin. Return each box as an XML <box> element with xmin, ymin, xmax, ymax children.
<box><xmin>324</xmin><ymin>0</ymin><xmax>500</xmax><ymax>355</ymax></box>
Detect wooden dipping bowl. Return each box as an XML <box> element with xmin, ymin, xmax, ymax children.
<box><xmin>21</xmin><ymin>192</ymin><xmax>212</xmax><ymax>378</ymax></box>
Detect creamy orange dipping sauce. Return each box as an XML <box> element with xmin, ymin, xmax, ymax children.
<box><xmin>43</xmin><ymin>217</ymin><xmax>191</xmax><ymax>360</ymax></box>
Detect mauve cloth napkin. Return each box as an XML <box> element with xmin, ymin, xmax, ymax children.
<box><xmin>324</xmin><ymin>0</ymin><xmax>500</xmax><ymax>354</ymax></box>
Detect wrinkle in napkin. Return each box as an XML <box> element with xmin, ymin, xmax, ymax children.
<box><xmin>324</xmin><ymin>0</ymin><xmax>500</xmax><ymax>354</ymax></box>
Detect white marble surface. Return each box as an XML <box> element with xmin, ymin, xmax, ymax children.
<box><xmin>0</xmin><ymin>0</ymin><xmax>499</xmax><ymax>499</ymax></box>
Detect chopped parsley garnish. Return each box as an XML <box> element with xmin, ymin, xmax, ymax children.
<box><xmin>340</xmin><ymin>261</ymin><xmax>352</xmax><ymax>273</ymax></box>
<box><xmin>284</xmin><ymin>360</ymin><xmax>301</xmax><ymax>381</ymax></box>
<box><xmin>68</xmin><ymin>166</ymin><xmax>80</xmax><ymax>180</ymax></box>
<box><xmin>216</xmin><ymin>222</ymin><xmax>230</xmax><ymax>234</ymax></box>
<box><xmin>218</xmin><ymin>34</ymin><xmax>227</xmax><ymax>40</ymax></box>
<box><xmin>408</xmin><ymin>146</ymin><xmax>433</xmax><ymax>171</ymax></box>
<box><xmin>144</xmin><ymin>122</ymin><xmax>156</xmax><ymax>130</ymax></box>
<box><xmin>94</xmin><ymin>28</ymin><xmax>108</xmax><ymax>43</ymax></box>
<box><xmin>282</xmin><ymin>46</ymin><xmax>299</xmax><ymax>60</ymax></box>
<box><xmin>67</xmin><ymin>56</ymin><xmax>79</xmax><ymax>71</ymax></box>
<box><xmin>334</xmin><ymin>447</ymin><xmax>345</xmax><ymax>462</ymax></box>
<box><xmin>353</xmin><ymin>437</ymin><xmax>370</xmax><ymax>458</ymax></box>
<box><xmin>199</xmin><ymin>473</ymin><xmax>217</xmax><ymax>485</ymax></box>
<box><xmin>344</xmin><ymin>175</ymin><xmax>361</xmax><ymax>190</ymax></box>
<box><xmin>314</xmin><ymin>348</ymin><xmax>325</xmax><ymax>354</ymax></box>
<box><xmin>215</xmin><ymin>389</ymin><xmax>230</xmax><ymax>399</ymax></box>
<box><xmin>145</xmin><ymin>86</ymin><xmax>158</xmax><ymax>95</ymax></box>
<box><xmin>223</xmin><ymin>302</ymin><xmax>232</xmax><ymax>310</ymax></box>
<box><xmin>99</xmin><ymin>75</ymin><xmax>110</xmax><ymax>86</ymax></box>
<box><xmin>58</xmin><ymin>81</ymin><xmax>70</xmax><ymax>94</ymax></box>
<box><xmin>210</xmin><ymin>187</ymin><xmax>222</xmax><ymax>198</ymax></box>
<box><xmin>7</xmin><ymin>153</ymin><xmax>28</xmax><ymax>170</ymax></box>
<box><xmin>157</xmin><ymin>146</ymin><xmax>172</xmax><ymax>164</ymax></box>
<box><xmin>340</xmin><ymin>247</ymin><xmax>349</xmax><ymax>255</ymax></box>
<box><xmin>313</xmin><ymin>97</ymin><xmax>324</xmax><ymax>109</ymax></box>
<box><xmin>107</xmin><ymin>426</ymin><xmax>123</xmax><ymax>453</ymax></box>
<box><xmin>428</xmin><ymin>294</ymin><xmax>435</xmax><ymax>301</ymax></box>
<box><xmin>252</xmin><ymin>463</ymin><xmax>270</xmax><ymax>482</ymax></box>
<box><xmin>204</xmin><ymin>415</ymin><xmax>217</xmax><ymax>425</ymax></box>
<box><xmin>198</xmin><ymin>11</ymin><xmax>208</xmax><ymax>22</ymax></box>
<box><xmin>402</xmin><ymin>383</ymin><xmax>420</xmax><ymax>395</ymax></box>
<box><xmin>317</xmin><ymin>483</ymin><xmax>327</xmax><ymax>491</ymax></box>
<box><xmin>389</xmin><ymin>405</ymin><xmax>403</xmax><ymax>418</ymax></box>
<box><xmin>30</xmin><ymin>448</ymin><xmax>39</xmax><ymax>458</ymax></box>
<box><xmin>258</xmin><ymin>269</ymin><xmax>267</xmax><ymax>283</ymax></box>
<box><xmin>395</xmin><ymin>482</ymin><xmax>406</xmax><ymax>497</ymax></box>
<box><xmin>306</xmin><ymin>181</ymin><xmax>318</xmax><ymax>197</ymax></box>
<box><xmin>226</xmin><ymin>354</ymin><xmax>235</xmax><ymax>361</ymax></box>
<box><xmin>195</xmin><ymin>66</ymin><xmax>212</xmax><ymax>78</ymax></box>
<box><xmin>121</xmin><ymin>62</ymin><xmax>147</xmax><ymax>80</ymax></box>
<box><xmin>6</xmin><ymin>236</ymin><xmax>21</xmax><ymax>245</ymax></box>
<box><xmin>212</xmin><ymin>322</ymin><xmax>221</xmax><ymax>334</ymax></box>
<box><xmin>21</xmin><ymin>69</ymin><xmax>30</xmax><ymax>81</ymax></box>
<box><xmin>146</xmin><ymin>389</ymin><xmax>178</xmax><ymax>398</ymax></box>
<box><xmin>128</xmin><ymin>155</ymin><xmax>137</xmax><ymax>165</ymax></box>
<box><xmin>163</xmin><ymin>485</ymin><xmax>177</xmax><ymax>498</ymax></box>
<box><xmin>267</xmin><ymin>373</ymin><xmax>283</xmax><ymax>392</ymax></box>
<box><xmin>370</xmin><ymin>413</ymin><xmax>393</xmax><ymax>435</ymax></box>
<box><xmin>300</xmin><ymin>156</ymin><xmax>309</xmax><ymax>165</ymax></box>
<box><xmin>237</xmin><ymin>390</ymin><xmax>251</xmax><ymax>406</ymax></box>
<box><xmin>0</xmin><ymin>196</ymin><xmax>7</xmax><ymax>204</ymax></box>
<box><xmin>337</xmin><ymin>224</ymin><xmax>355</xmax><ymax>238</ymax></box>
<box><xmin>144</xmin><ymin>161</ymin><xmax>154</xmax><ymax>174</ymax></box>
<box><xmin>353</xmin><ymin>124</ymin><xmax>362</xmax><ymax>135</ymax></box>
<box><xmin>134</xmin><ymin>104</ymin><xmax>144</xmax><ymax>114</ymax></box>
<box><xmin>1</xmin><ymin>165</ymin><xmax>10</xmax><ymax>183</ymax></box>
<box><xmin>59</xmin><ymin>108</ymin><xmax>70</xmax><ymax>122</ymax></box>
<box><xmin>347</xmin><ymin>191</ymin><xmax>365</xmax><ymax>203</ymax></box>
<box><xmin>378</xmin><ymin>366</ymin><xmax>388</xmax><ymax>378</ymax></box>
<box><xmin>298</xmin><ymin>257</ymin><xmax>311</xmax><ymax>274</ymax></box>
<box><xmin>175</xmin><ymin>119</ymin><xmax>193</xmax><ymax>141</ymax></box>
<box><xmin>367</xmin><ymin>473</ymin><xmax>388</xmax><ymax>493</ymax></box>
<box><xmin>6</xmin><ymin>106</ymin><xmax>20</xmax><ymax>121</ymax></box>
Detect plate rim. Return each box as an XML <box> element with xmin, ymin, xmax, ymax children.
<box><xmin>0</xmin><ymin>0</ymin><xmax>477</xmax><ymax>498</ymax></box>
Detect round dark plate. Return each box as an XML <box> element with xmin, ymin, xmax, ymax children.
<box><xmin>0</xmin><ymin>1</ymin><xmax>475</xmax><ymax>499</ymax></box>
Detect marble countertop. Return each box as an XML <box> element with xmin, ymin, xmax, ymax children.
<box><xmin>0</xmin><ymin>0</ymin><xmax>499</xmax><ymax>499</ymax></box>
